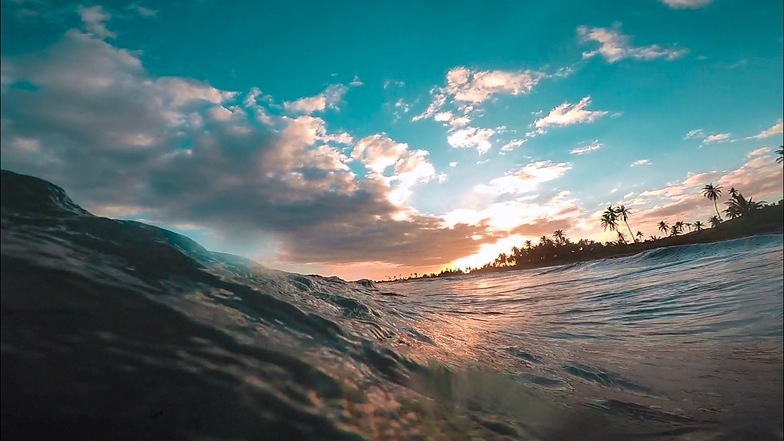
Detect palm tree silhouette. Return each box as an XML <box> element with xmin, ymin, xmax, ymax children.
<box><xmin>777</xmin><ymin>146</ymin><xmax>783</xmax><ymax>164</ymax></box>
<box><xmin>658</xmin><ymin>220</ymin><xmax>669</xmax><ymax>234</ymax></box>
<box><xmin>701</xmin><ymin>183</ymin><xmax>723</xmax><ymax>220</ymax></box>
<box><xmin>674</xmin><ymin>220</ymin><xmax>685</xmax><ymax>234</ymax></box>
<box><xmin>669</xmin><ymin>225</ymin><xmax>680</xmax><ymax>237</ymax></box>
<box><xmin>729</xmin><ymin>187</ymin><xmax>739</xmax><ymax>198</ymax></box>
<box><xmin>614</xmin><ymin>205</ymin><xmax>636</xmax><ymax>242</ymax></box>
<box><xmin>553</xmin><ymin>230</ymin><xmax>566</xmax><ymax>246</ymax></box>
<box><xmin>725</xmin><ymin>192</ymin><xmax>765</xmax><ymax>218</ymax></box>
<box><xmin>708</xmin><ymin>215</ymin><xmax>722</xmax><ymax>228</ymax></box>
<box><xmin>724</xmin><ymin>204</ymin><xmax>741</xmax><ymax>219</ymax></box>
<box><xmin>693</xmin><ymin>220</ymin><xmax>705</xmax><ymax>231</ymax></box>
<box><xmin>616</xmin><ymin>231</ymin><xmax>627</xmax><ymax>244</ymax></box>
<box><xmin>600</xmin><ymin>207</ymin><xmax>618</xmax><ymax>232</ymax></box>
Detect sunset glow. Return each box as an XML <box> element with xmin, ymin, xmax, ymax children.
<box><xmin>1</xmin><ymin>0</ymin><xmax>781</xmax><ymax>280</ymax></box>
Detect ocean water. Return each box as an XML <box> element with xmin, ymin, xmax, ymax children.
<box><xmin>2</xmin><ymin>170</ymin><xmax>783</xmax><ymax>440</ymax></box>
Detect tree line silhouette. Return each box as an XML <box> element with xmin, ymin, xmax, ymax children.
<box><xmin>381</xmin><ymin>149</ymin><xmax>783</xmax><ymax>282</ymax></box>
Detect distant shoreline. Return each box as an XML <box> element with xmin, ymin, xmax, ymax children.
<box><xmin>379</xmin><ymin>205</ymin><xmax>784</xmax><ymax>283</ymax></box>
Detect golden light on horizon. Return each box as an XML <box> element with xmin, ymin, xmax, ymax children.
<box><xmin>450</xmin><ymin>235</ymin><xmax>526</xmax><ymax>270</ymax></box>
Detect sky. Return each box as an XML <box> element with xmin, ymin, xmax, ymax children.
<box><xmin>1</xmin><ymin>0</ymin><xmax>782</xmax><ymax>280</ymax></box>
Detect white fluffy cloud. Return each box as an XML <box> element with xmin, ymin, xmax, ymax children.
<box><xmin>703</xmin><ymin>133</ymin><xmax>732</xmax><ymax>144</ymax></box>
<box><xmin>749</xmin><ymin>119</ymin><xmax>783</xmax><ymax>139</ymax></box>
<box><xmin>500</xmin><ymin>139</ymin><xmax>526</xmax><ymax>152</ymax></box>
<box><xmin>351</xmin><ymin>135</ymin><xmax>437</xmax><ymax>205</ymax></box>
<box><xmin>283</xmin><ymin>84</ymin><xmax>348</xmax><ymax>114</ymax></box>
<box><xmin>447</xmin><ymin>127</ymin><xmax>495</xmax><ymax>154</ymax></box>
<box><xmin>630</xmin><ymin>159</ymin><xmax>651</xmax><ymax>167</ymax></box>
<box><xmin>577</xmin><ymin>25</ymin><xmax>688</xmax><ymax>63</ymax></box>
<box><xmin>474</xmin><ymin>161</ymin><xmax>571</xmax><ymax>196</ymax></box>
<box><xmin>570</xmin><ymin>140</ymin><xmax>603</xmax><ymax>155</ymax></box>
<box><xmin>444</xmin><ymin>67</ymin><xmax>544</xmax><ymax>104</ymax></box>
<box><xmin>534</xmin><ymin>97</ymin><xmax>607</xmax><ymax>130</ymax></box>
<box><xmin>352</xmin><ymin>135</ymin><xmax>408</xmax><ymax>173</ymax></box>
<box><xmin>659</xmin><ymin>0</ymin><xmax>712</xmax><ymax>9</ymax></box>
<box><xmin>1</xmin><ymin>28</ymin><xmax>502</xmax><ymax>271</ymax></box>
<box><xmin>684</xmin><ymin>129</ymin><xmax>733</xmax><ymax>144</ymax></box>
<box><xmin>628</xmin><ymin>158</ymin><xmax>782</xmax><ymax>236</ymax></box>
<box><xmin>413</xmin><ymin>66</ymin><xmax>546</xmax><ymax>123</ymax></box>
<box><xmin>77</xmin><ymin>5</ymin><xmax>115</xmax><ymax>39</ymax></box>
<box><xmin>747</xmin><ymin>147</ymin><xmax>771</xmax><ymax>158</ymax></box>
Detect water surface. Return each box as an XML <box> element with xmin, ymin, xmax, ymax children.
<box><xmin>2</xmin><ymin>171</ymin><xmax>782</xmax><ymax>440</ymax></box>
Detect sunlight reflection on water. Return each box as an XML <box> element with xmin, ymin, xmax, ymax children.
<box><xmin>384</xmin><ymin>235</ymin><xmax>784</xmax><ymax>429</ymax></box>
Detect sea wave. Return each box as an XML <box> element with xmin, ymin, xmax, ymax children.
<box><xmin>2</xmin><ymin>170</ymin><xmax>782</xmax><ymax>440</ymax></box>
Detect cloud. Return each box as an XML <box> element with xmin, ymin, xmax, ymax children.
<box><xmin>446</xmin><ymin>127</ymin><xmax>495</xmax><ymax>154</ymax></box>
<box><xmin>283</xmin><ymin>84</ymin><xmax>348</xmax><ymax>114</ymax></box>
<box><xmin>534</xmin><ymin>97</ymin><xmax>607</xmax><ymax>131</ymax></box>
<box><xmin>1</xmin><ymin>28</ymin><xmax>502</xmax><ymax>272</ymax></box>
<box><xmin>77</xmin><ymin>5</ymin><xmax>115</xmax><ymax>39</ymax></box>
<box><xmin>747</xmin><ymin>147</ymin><xmax>771</xmax><ymax>158</ymax></box>
<box><xmin>350</xmin><ymin>134</ymin><xmax>437</xmax><ymax>205</ymax></box>
<box><xmin>619</xmin><ymin>159</ymin><xmax>782</xmax><ymax>237</ymax></box>
<box><xmin>474</xmin><ymin>161</ymin><xmax>571</xmax><ymax>196</ymax></box>
<box><xmin>748</xmin><ymin>119</ymin><xmax>783</xmax><ymax>139</ymax></box>
<box><xmin>131</xmin><ymin>5</ymin><xmax>158</xmax><ymax>16</ymax></box>
<box><xmin>430</xmin><ymin>111</ymin><xmax>471</xmax><ymax>129</ymax></box>
<box><xmin>577</xmin><ymin>25</ymin><xmax>688</xmax><ymax>63</ymax></box>
<box><xmin>383</xmin><ymin>79</ymin><xmax>405</xmax><ymax>89</ymax></box>
<box><xmin>449</xmin><ymin>161</ymin><xmax>458</xmax><ymax>168</ymax></box>
<box><xmin>500</xmin><ymin>139</ymin><xmax>526</xmax><ymax>152</ymax></box>
<box><xmin>352</xmin><ymin>135</ymin><xmax>408</xmax><ymax>173</ymax></box>
<box><xmin>395</xmin><ymin>99</ymin><xmax>410</xmax><ymax>113</ymax></box>
<box><xmin>413</xmin><ymin>66</ymin><xmax>546</xmax><ymax>123</ymax></box>
<box><xmin>444</xmin><ymin>67</ymin><xmax>545</xmax><ymax>104</ymax></box>
<box><xmin>443</xmin><ymin>192</ymin><xmax>583</xmax><ymax>256</ymax></box>
<box><xmin>685</xmin><ymin>129</ymin><xmax>733</xmax><ymax>144</ymax></box>
<box><xmin>703</xmin><ymin>133</ymin><xmax>731</xmax><ymax>144</ymax></box>
<box><xmin>570</xmin><ymin>140</ymin><xmax>602</xmax><ymax>155</ymax></box>
<box><xmin>630</xmin><ymin>159</ymin><xmax>651</xmax><ymax>167</ymax></box>
<box><xmin>659</xmin><ymin>0</ymin><xmax>712</xmax><ymax>9</ymax></box>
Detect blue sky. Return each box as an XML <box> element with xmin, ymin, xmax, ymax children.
<box><xmin>1</xmin><ymin>0</ymin><xmax>782</xmax><ymax>279</ymax></box>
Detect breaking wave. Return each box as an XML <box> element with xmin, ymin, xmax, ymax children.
<box><xmin>2</xmin><ymin>170</ymin><xmax>782</xmax><ymax>440</ymax></box>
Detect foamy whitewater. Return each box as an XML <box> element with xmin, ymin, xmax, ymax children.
<box><xmin>2</xmin><ymin>170</ymin><xmax>782</xmax><ymax>440</ymax></box>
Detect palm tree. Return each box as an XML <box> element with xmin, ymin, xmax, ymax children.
<box><xmin>701</xmin><ymin>183</ymin><xmax>723</xmax><ymax>220</ymax></box>
<box><xmin>669</xmin><ymin>225</ymin><xmax>680</xmax><ymax>237</ymax></box>
<box><xmin>524</xmin><ymin>240</ymin><xmax>533</xmax><ymax>251</ymax></box>
<box><xmin>636</xmin><ymin>231</ymin><xmax>644</xmax><ymax>242</ymax></box>
<box><xmin>648</xmin><ymin>235</ymin><xmax>660</xmax><ymax>241</ymax></box>
<box><xmin>724</xmin><ymin>204</ymin><xmax>741</xmax><ymax>220</ymax></box>
<box><xmin>658</xmin><ymin>220</ymin><xmax>669</xmax><ymax>234</ymax></box>
<box><xmin>708</xmin><ymin>215</ymin><xmax>722</xmax><ymax>228</ymax></box>
<box><xmin>693</xmin><ymin>220</ymin><xmax>704</xmax><ymax>231</ymax></box>
<box><xmin>674</xmin><ymin>220</ymin><xmax>685</xmax><ymax>234</ymax></box>
<box><xmin>600</xmin><ymin>207</ymin><xmax>618</xmax><ymax>232</ymax></box>
<box><xmin>616</xmin><ymin>231</ymin><xmax>627</xmax><ymax>244</ymax></box>
<box><xmin>553</xmin><ymin>230</ymin><xmax>566</xmax><ymax>246</ymax></box>
<box><xmin>729</xmin><ymin>187</ymin><xmax>739</xmax><ymax>198</ymax></box>
<box><xmin>777</xmin><ymin>146</ymin><xmax>783</xmax><ymax>164</ymax></box>
<box><xmin>614</xmin><ymin>205</ymin><xmax>636</xmax><ymax>242</ymax></box>
<box><xmin>725</xmin><ymin>192</ymin><xmax>766</xmax><ymax>218</ymax></box>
